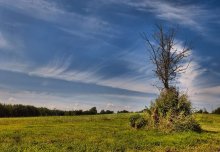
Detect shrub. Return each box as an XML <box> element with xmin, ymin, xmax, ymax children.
<box><xmin>154</xmin><ymin>88</ymin><xmax>179</xmax><ymax>117</ymax></box>
<box><xmin>132</xmin><ymin>87</ymin><xmax>201</xmax><ymax>132</ymax></box>
<box><xmin>153</xmin><ymin>88</ymin><xmax>192</xmax><ymax>118</ymax></box>
<box><xmin>172</xmin><ymin>114</ymin><xmax>201</xmax><ymax>132</ymax></box>
<box><xmin>177</xmin><ymin>94</ymin><xmax>192</xmax><ymax>116</ymax></box>
<box><xmin>129</xmin><ymin>114</ymin><xmax>141</xmax><ymax>128</ymax></box>
<box><xmin>129</xmin><ymin>114</ymin><xmax>147</xmax><ymax>129</ymax></box>
<box><xmin>136</xmin><ymin>117</ymin><xmax>147</xmax><ymax>129</ymax></box>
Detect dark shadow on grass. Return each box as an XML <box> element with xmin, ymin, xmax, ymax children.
<box><xmin>202</xmin><ymin>130</ymin><xmax>219</xmax><ymax>134</ymax></box>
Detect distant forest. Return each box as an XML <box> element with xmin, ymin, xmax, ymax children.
<box><xmin>0</xmin><ymin>103</ymin><xmax>131</xmax><ymax>117</ymax></box>
<box><xmin>0</xmin><ymin>103</ymin><xmax>96</xmax><ymax>117</ymax></box>
<box><xmin>0</xmin><ymin>103</ymin><xmax>219</xmax><ymax>117</ymax></box>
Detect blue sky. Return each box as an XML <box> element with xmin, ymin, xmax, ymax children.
<box><xmin>0</xmin><ymin>0</ymin><xmax>219</xmax><ymax>112</ymax></box>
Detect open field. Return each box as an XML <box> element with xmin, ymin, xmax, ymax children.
<box><xmin>0</xmin><ymin>114</ymin><xmax>219</xmax><ymax>152</ymax></box>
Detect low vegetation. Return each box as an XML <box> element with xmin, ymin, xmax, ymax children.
<box><xmin>117</xmin><ymin>110</ymin><xmax>130</xmax><ymax>113</ymax></box>
<box><xmin>0</xmin><ymin>113</ymin><xmax>219</xmax><ymax>151</ymax></box>
<box><xmin>195</xmin><ymin>108</ymin><xmax>209</xmax><ymax>114</ymax></box>
<box><xmin>100</xmin><ymin>110</ymin><xmax>114</xmax><ymax>114</ymax></box>
<box><xmin>0</xmin><ymin>103</ymin><xmax>100</xmax><ymax>117</ymax></box>
<box><xmin>130</xmin><ymin>88</ymin><xmax>201</xmax><ymax>132</ymax></box>
<box><xmin>212</xmin><ymin>107</ymin><xmax>220</xmax><ymax>114</ymax></box>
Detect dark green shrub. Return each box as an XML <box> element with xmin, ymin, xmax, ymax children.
<box><xmin>153</xmin><ymin>88</ymin><xmax>191</xmax><ymax>118</ymax></box>
<box><xmin>129</xmin><ymin>114</ymin><xmax>147</xmax><ymax>129</ymax></box>
<box><xmin>136</xmin><ymin>117</ymin><xmax>147</xmax><ymax>129</ymax></box>
<box><xmin>141</xmin><ymin>87</ymin><xmax>201</xmax><ymax>132</ymax></box>
<box><xmin>177</xmin><ymin>94</ymin><xmax>192</xmax><ymax>116</ymax></box>
<box><xmin>172</xmin><ymin>114</ymin><xmax>201</xmax><ymax>132</ymax></box>
<box><xmin>154</xmin><ymin>88</ymin><xmax>179</xmax><ymax>117</ymax></box>
<box><xmin>129</xmin><ymin>114</ymin><xmax>141</xmax><ymax>128</ymax></box>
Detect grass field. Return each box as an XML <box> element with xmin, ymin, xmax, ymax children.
<box><xmin>0</xmin><ymin>114</ymin><xmax>219</xmax><ymax>152</ymax></box>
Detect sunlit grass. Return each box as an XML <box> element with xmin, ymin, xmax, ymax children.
<box><xmin>0</xmin><ymin>114</ymin><xmax>219</xmax><ymax>151</ymax></box>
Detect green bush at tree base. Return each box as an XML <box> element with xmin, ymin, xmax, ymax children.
<box><xmin>130</xmin><ymin>87</ymin><xmax>201</xmax><ymax>132</ymax></box>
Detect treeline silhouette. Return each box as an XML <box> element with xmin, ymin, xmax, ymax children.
<box><xmin>195</xmin><ymin>108</ymin><xmax>209</xmax><ymax>114</ymax></box>
<box><xmin>195</xmin><ymin>107</ymin><xmax>220</xmax><ymax>114</ymax></box>
<box><xmin>0</xmin><ymin>103</ymin><xmax>101</xmax><ymax>117</ymax></box>
<box><xmin>212</xmin><ymin>107</ymin><xmax>220</xmax><ymax>114</ymax></box>
<box><xmin>100</xmin><ymin>109</ymin><xmax>114</xmax><ymax>114</ymax></box>
<box><xmin>117</xmin><ymin>110</ymin><xmax>129</xmax><ymax>113</ymax></box>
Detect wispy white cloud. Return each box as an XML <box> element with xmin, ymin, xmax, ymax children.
<box><xmin>0</xmin><ymin>89</ymin><xmax>148</xmax><ymax>111</ymax></box>
<box><xmin>0</xmin><ymin>0</ymin><xmax>117</xmax><ymax>38</ymax></box>
<box><xmin>197</xmin><ymin>86</ymin><xmax>220</xmax><ymax>97</ymax></box>
<box><xmin>172</xmin><ymin>40</ymin><xmax>205</xmax><ymax>98</ymax></box>
<box><xmin>28</xmin><ymin>57</ymin><xmax>103</xmax><ymax>84</ymax></box>
<box><xmin>179</xmin><ymin>61</ymin><xmax>206</xmax><ymax>95</ymax></box>
<box><xmin>192</xmin><ymin>89</ymin><xmax>220</xmax><ymax>112</ymax></box>
<box><xmin>0</xmin><ymin>0</ymin><xmax>219</xmax><ymax>111</ymax></box>
<box><xmin>0</xmin><ymin>37</ymin><xmax>209</xmax><ymax>103</ymax></box>
<box><xmin>0</xmin><ymin>30</ymin><xmax>25</xmax><ymax>56</ymax></box>
<box><xmin>0</xmin><ymin>60</ymin><xmax>29</xmax><ymax>73</ymax></box>
<box><xmin>29</xmin><ymin>57</ymin><xmax>155</xmax><ymax>94</ymax></box>
<box><xmin>0</xmin><ymin>0</ymin><xmax>66</xmax><ymax>21</ymax></box>
<box><xmin>0</xmin><ymin>49</ymin><xmax>155</xmax><ymax>96</ymax></box>
<box><xmin>105</xmin><ymin>0</ymin><xmax>218</xmax><ymax>32</ymax></box>
<box><xmin>175</xmin><ymin>42</ymin><xmax>220</xmax><ymax>111</ymax></box>
<box><xmin>0</xmin><ymin>90</ymin><xmax>92</xmax><ymax>110</ymax></box>
<box><xmin>138</xmin><ymin>1</ymin><xmax>207</xmax><ymax>31</ymax></box>
<box><xmin>0</xmin><ymin>32</ymin><xmax>10</xmax><ymax>49</ymax></box>
<box><xmin>8</xmin><ymin>97</ymin><xmax>17</xmax><ymax>102</ymax></box>
<box><xmin>29</xmin><ymin>56</ymin><xmax>72</xmax><ymax>78</ymax></box>
<box><xmin>0</xmin><ymin>29</ymin><xmax>216</xmax><ymax>111</ymax></box>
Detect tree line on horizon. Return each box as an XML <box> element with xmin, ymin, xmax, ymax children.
<box><xmin>0</xmin><ymin>103</ymin><xmax>219</xmax><ymax>117</ymax></box>
<box><xmin>0</xmin><ymin>103</ymin><xmax>133</xmax><ymax>117</ymax></box>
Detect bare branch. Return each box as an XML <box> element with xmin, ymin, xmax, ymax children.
<box><xmin>143</xmin><ymin>24</ymin><xmax>191</xmax><ymax>90</ymax></box>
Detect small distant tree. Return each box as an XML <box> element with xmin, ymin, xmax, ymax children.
<box><xmin>100</xmin><ymin>110</ymin><xmax>105</xmax><ymax>114</ymax></box>
<box><xmin>100</xmin><ymin>110</ymin><xmax>114</xmax><ymax>114</ymax></box>
<box><xmin>117</xmin><ymin>110</ymin><xmax>129</xmax><ymax>113</ymax></box>
<box><xmin>142</xmin><ymin>24</ymin><xmax>191</xmax><ymax>90</ymax></box>
<box><xmin>89</xmin><ymin>107</ymin><xmax>97</xmax><ymax>115</ymax></box>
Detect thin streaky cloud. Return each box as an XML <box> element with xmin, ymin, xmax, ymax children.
<box><xmin>104</xmin><ymin>0</ymin><xmax>219</xmax><ymax>32</ymax></box>
<box><xmin>0</xmin><ymin>0</ymin><xmax>219</xmax><ymax>111</ymax></box>
<box><xmin>0</xmin><ymin>32</ymin><xmax>9</xmax><ymax>49</ymax></box>
<box><xmin>0</xmin><ymin>0</ymin><xmax>118</xmax><ymax>39</ymax></box>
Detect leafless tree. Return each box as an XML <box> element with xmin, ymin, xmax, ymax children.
<box><xmin>142</xmin><ymin>24</ymin><xmax>191</xmax><ymax>90</ymax></box>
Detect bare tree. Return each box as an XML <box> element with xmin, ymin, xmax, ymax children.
<box><xmin>142</xmin><ymin>24</ymin><xmax>191</xmax><ymax>90</ymax></box>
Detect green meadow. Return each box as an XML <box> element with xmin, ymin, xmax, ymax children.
<box><xmin>0</xmin><ymin>114</ymin><xmax>219</xmax><ymax>152</ymax></box>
